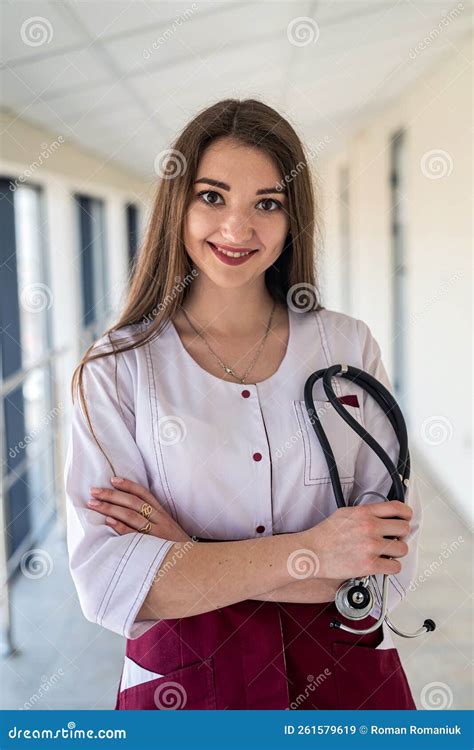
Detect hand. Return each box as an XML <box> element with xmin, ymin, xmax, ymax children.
<box><xmin>87</xmin><ymin>477</ymin><xmax>191</xmax><ymax>542</ymax></box>
<box><xmin>301</xmin><ymin>500</ymin><xmax>413</xmax><ymax>580</ymax></box>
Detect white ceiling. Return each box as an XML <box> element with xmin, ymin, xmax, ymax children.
<box><xmin>1</xmin><ymin>0</ymin><xmax>472</xmax><ymax>180</ymax></box>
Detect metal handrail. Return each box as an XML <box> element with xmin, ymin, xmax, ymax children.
<box><xmin>0</xmin><ymin>347</ymin><xmax>69</xmax><ymax>400</ymax></box>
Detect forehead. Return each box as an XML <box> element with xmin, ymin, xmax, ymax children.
<box><xmin>197</xmin><ymin>138</ymin><xmax>282</xmax><ymax>186</ymax></box>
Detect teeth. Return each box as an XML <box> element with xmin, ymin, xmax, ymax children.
<box><xmin>212</xmin><ymin>244</ymin><xmax>254</xmax><ymax>258</ymax></box>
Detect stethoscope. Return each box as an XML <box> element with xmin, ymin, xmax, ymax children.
<box><xmin>304</xmin><ymin>363</ymin><xmax>436</xmax><ymax>638</ymax></box>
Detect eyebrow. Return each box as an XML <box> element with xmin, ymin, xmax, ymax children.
<box><xmin>194</xmin><ymin>178</ymin><xmax>287</xmax><ymax>196</ymax></box>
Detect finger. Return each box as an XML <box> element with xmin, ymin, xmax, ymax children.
<box><xmin>367</xmin><ymin>500</ymin><xmax>413</xmax><ymax>521</ymax></box>
<box><xmin>372</xmin><ymin>557</ymin><xmax>402</xmax><ymax>576</ymax></box>
<box><xmin>109</xmin><ymin>477</ymin><xmax>163</xmax><ymax>510</ymax></box>
<box><xmin>88</xmin><ymin>499</ymin><xmax>152</xmax><ymax>531</ymax></box>
<box><xmin>377</xmin><ymin>538</ymin><xmax>409</xmax><ymax>558</ymax></box>
<box><xmin>105</xmin><ymin>517</ymin><xmax>136</xmax><ymax>535</ymax></box>
<box><xmin>89</xmin><ymin>488</ymin><xmax>162</xmax><ymax>523</ymax></box>
<box><xmin>375</xmin><ymin>518</ymin><xmax>411</xmax><ymax>538</ymax></box>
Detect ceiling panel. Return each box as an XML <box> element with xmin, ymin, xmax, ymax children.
<box><xmin>1</xmin><ymin>0</ymin><xmax>471</xmax><ymax>179</ymax></box>
<box><xmin>70</xmin><ymin>0</ymin><xmax>171</xmax><ymax>38</ymax></box>
<box><xmin>1</xmin><ymin>0</ymin><xmax>88</xmax><ymax>65</ymax></box>
<box><xmin>2</xmin><ymin>48</ymin><xmax>113</xmax><ymax>104</ymax></box>
<box><xmin>102</xmin><ymin>1</ymin><xmax>307</xmax><ymax>77</ymax></box>
<box><xmin>35</xmin><ymin>81</ymin><xmax>137</xmax><ymax>121</ymax></box>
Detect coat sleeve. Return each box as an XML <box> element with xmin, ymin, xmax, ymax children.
<box><xmin>348</xmin><ymin>319</ymin><xmax>423</xmax><ymax>618</ymax></box>
<box><xmin>64</xmin><ymin>337</ymin><xmax>176</xmax><ymax>639</ymax></box>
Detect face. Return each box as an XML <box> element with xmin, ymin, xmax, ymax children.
<box><xmin>183</xmin><ymin>137</ymin><xmax>290</xmax><ymax>289</ymax></box>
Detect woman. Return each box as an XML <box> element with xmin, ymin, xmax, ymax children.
<box><xmin>65</xmin><ymin>98</ymin><xmax>420</xmax><ymax>710</ymax></box>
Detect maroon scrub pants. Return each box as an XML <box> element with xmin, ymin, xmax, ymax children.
<box><xmin>115</xmin><ymin>598</ymin><xmax>416</xmax><ymax>710</ymax></box>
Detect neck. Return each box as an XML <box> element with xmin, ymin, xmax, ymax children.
<box><xmin>180</xmin><ymin>280</ymin><xmax>278</xmax><ymax>338</ymax></box>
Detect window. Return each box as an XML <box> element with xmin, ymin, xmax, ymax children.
<box><xmin>338</xmin><ymin>165</ymin><xmax>351</xmax><ymax>313</ymax></box>
<box><xmin>126</xmin><ymin>202</ymin><xmax>141</xmax><ymax>271</ymax></box>
<box><xmin>0</xmin><ymin>179</ymin><xmax>56</xmax><ymax>584</ymax></box>
<box><xmin>389</xmin><ymin>129</ymin><xmax>408</xmax><ymax>407</ymax></box>
<box><xmin>74</xmin><ymin>194</ymin><xmax>109</xmax><ymax>346</ymax></box>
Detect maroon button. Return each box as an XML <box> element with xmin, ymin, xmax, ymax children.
<box><xmin>252</xmin><ymin>452</ymin><xmax>262</xmax><ymax>461</ymax></box>
<box><xmin>241</xmin><ymin>389</ymin><xmax>251</xmax><ymax>398</ymax></box>
<box><xmin>256</xmin><ymin>525</ymin><xmax>265</xmax><ymax>534</ymax></box>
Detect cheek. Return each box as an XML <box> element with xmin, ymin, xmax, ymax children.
<box><xmin>257</xmin><ymin>213</ymin><xmax>289</xmax><ymax>249</ymax></box>
<box><xmin>185</xmin><ymin>206</ymin><xmax>216</xmax><ymax>244</ymax></box>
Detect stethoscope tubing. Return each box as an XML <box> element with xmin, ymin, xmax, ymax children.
<box><xmin>304</xmin><ymin>364</ymin><xmax>410</xmax><ymax>508</ymax></box>
<box><xmin>304</xmin><ymin>363</ymin><xmax>435</xmax><ymax>638</ymax></box>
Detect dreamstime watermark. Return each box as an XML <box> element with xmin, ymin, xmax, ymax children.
<box><xmin>9</xmin><ymin>137</ymin><xmax>65</xmax><ymax>192</ymax></box>
<box><xmin>143</xmin><ymin>4</ymin><xmax>198</xmax><ymax>59</ymax></box>
<box><xmin>152</xmin><ymin>538</ymin><xmax>196</xmax><ymax>584</ymax></box>
<box><xmin>275</xmin><ymin>400</ymin><xmax>332</xmax><ymax>460</ymax></box>
<box><xmin>289</xmin><ymin>669</ymin><xmax>332</xmax><ymax>709</ymax></box>
<box><xmin>142</xmin><ymin>270</ymin><xmax>199</xmax><ymax>324</ymax></box>
<box><xmin>275</xmin><ymin>135</ymin><xmax>332</xmax><ymax>192</ymax></box>
<box><xmin>420</xmin><ymin>415</ymin><xmax>453</xmax><ymax>446</ymax></box>
<box><xmin>420</xmin><ymin>681</ymin><xmax>454</xmax><ymax>709</ymax></box>
<box><xmin>408</xmin><ymin>270</ymin><xmax>463</xmax><ymax>325</ymax></box>
<box><xmin>306</xmin><ymin>134</ymin><xmax>332</xmax><ymax>161</ymax></box>
<box><xmin>21</xmin><ymin>669</ymin><xmax>65</xmax><ymax>709</ymax></box>
<box><xmin>408</xmin><ymin>535</ymin><xmax>464</xmax><ymax>592</ymax></box>
<box><xmin>8</xmin><ymin>403</ymin><xmax>63</xmax><ymax>460</ymax></box>
<box><xmin>8</xmin><ymin>724</ymin><xmax>126</xmax><ymax>740</ymax></box>
<box><xmin>154</xmin><ymin>148</ymin><xmax>187</xmax><ymax>179</ymax></box>
<box><xmin>409</xmin><ymin>3</ymin><xmax>465</xmax><ymax>59</ymax></box>
<box><xmin>154</xmin><ymin>681</ymin><xmax>187</xmax><ymax>709</ymax></box>
<box><xmin>20</xmin><ymin>16</ymin><xmax>53</xmax><ymax>47</ymax></box>
<box><xmin>287</xmin><ymin>548</ymin><xmax>320</xmax><ymax>579</ymax></box>
<box><xmin>158</xmin><ymin>415</ymin><xmax>187</xmax><ymax>445</ymax></box>
<box><xmin>20</xmin><ymin>549</ymin><xmax>53</xmax><ymax>579</ymax></box>
<box><xmin>420</xmin><ymin>149</ymin><xmax>453</xmax><ymax>179</ymax></box>
<box><xmin>287</xmin><ymin>17</ymin><xmax>320</xmax><ymax>47</ymax></box>
<box><xmin>20</xmin><ymin>282</ymin><xmax>54</xmax><ymax>313</ymax></box>
<box><xmin>287</xmin><ymin>282</ymin><xmax>319</xmax><ymax>312</ymax></box>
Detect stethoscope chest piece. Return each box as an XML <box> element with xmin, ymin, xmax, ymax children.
<box><xmin>335</xmin><ymin>579</ymin><xmax>374</xmax><ymax>620</ymax></box>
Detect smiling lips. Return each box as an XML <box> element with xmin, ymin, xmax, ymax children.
<box><xmin>207</xmin><ymin>241</ymin><xmax>259</xmax><ymax>267</ymax></box>
<box><xmin>208</xmin><ymin>242</ymin><xmax>258</xmax><ymax>258</ymax></box>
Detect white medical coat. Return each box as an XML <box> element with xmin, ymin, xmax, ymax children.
<box><xmin>64</xmin><ymin>307</ymin><xmax>422</xmax><ymax>649</ymax></box>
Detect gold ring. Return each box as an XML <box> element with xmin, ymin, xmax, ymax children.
<box><xmin>140</xmin><ymin>502</ymin><xmax>153</xmax><ymax>519</ymax></box>
<box><xmin>138</xmin><ymin>521</ymin><xmax>152</xmax><ymax>534</ymax></box>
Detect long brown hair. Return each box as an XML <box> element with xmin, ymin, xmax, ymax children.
<box><xmin>71</xmin><ymin>98</ymin><xmax>324</xmax><ymax>470</ymax></box>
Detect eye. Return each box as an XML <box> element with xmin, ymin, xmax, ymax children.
<box><xmin>256</xmin><ymin>198</ymin><xmax>283</xmax><ymax>212</ymax></box>
<box><xmin>196</xmin><ymin>191</ymin><xmax>283</xmax><ymax>212</ymax></box>
<box><xmin>196</xmin><ymin>190</ymin><xmax>224</xmax><ymax>206</ymax></box>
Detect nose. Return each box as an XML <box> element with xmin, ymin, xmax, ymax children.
<box><xmin>219</xmin><ymin>209</ymin><xmax>255</xmax><ymax>245</ymax></box>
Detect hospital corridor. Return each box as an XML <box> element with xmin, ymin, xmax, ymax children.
<box><xmin>0</xmin><ymin>0</ymin><xmax>472</xmax><ymax>712</ymax></box>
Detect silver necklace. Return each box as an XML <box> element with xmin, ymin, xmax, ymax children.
<box><xmin>181</xmin><ymin>301</ymin><xmax>277</xmax><ymax>384</ymax></box>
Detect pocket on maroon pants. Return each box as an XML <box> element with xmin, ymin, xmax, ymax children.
<box><xmin>118</xmin><ymin>657</ymin><xmax>216</xmax><ymax>710</ymax></box>
<box><xmin>332</xmin><ymin>642</ymin><xmax>416</xmax><ymax>710</ymax></box>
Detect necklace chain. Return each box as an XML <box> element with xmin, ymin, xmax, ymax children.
<box><xmin>181</xmin><ymin>301</ymin><xmax>277</xmax><ymax>384</ymax></box>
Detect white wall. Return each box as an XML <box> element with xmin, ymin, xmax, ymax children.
<box><xmin>317</xmin><ymin>31</ymin><xmax>472</xmax><ymax>525</ymax></box>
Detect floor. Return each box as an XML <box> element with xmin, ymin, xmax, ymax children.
<box><xmin>1</xmin><ymin>457</ymin><xmax>472</xmax><ymax>710</ymax></box>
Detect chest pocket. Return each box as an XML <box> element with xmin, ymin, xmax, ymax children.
<box><xmin>293</xmin><ymin>398</ymin><xmax>364</xmax><ymax>488</ymax></box>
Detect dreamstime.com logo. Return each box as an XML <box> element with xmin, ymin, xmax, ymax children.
<box><xmin>289</xmin><ymin>669</ymin><xmax>332</xmax><ymax>709</ymax></box>
<box><xmin>141</xmin><ymin>270</ymin><xmax>199</xmax><ymax>323</ymax></box>
<box><xmin>8</xmin><ymin>721</ymin><xmax>126</xmax><ymax>740</ymax></box>
<box><xmin>152</xmin><ymin>538</ymin><xmax>196</xmax><ymax>584</ymax></box>
<box><xmin>9</xmin><ymin>137</ymin><xmax>65</xmax><ymax>191</ymax></box>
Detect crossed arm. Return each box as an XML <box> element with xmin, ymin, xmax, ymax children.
<box><xmin>86</xmin><ymin>477</ymin><xmax>344</xmax><ymax>613</ymax></box>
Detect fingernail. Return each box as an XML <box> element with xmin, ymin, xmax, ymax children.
<box><xmin>88</xmin><ymin>499</ymin><xmax>100</xmax><ymax>506</ymax></box>
<box><xmin>90</xmin><ymin>487</ymin><xmax>101</xmax><ymax>495</ymax></box>
<box><xmin>111</xmin><ymin>477</ymin><xmax>123</xmax><ymax>484</ymax></box>
<box><xmin>106</xmin><ymin>517</ymin><xmax>117</xmax><ymax>525</ymax></box>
